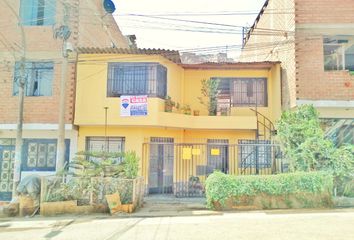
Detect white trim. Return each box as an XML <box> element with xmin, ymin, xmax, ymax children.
<box><xmin>297</xmin><ymin>100</ymin><xmax>354</xmax><ymax>108</ymax></box>
<box><xmin>0</xmin><ymin>124</ymin><xmax>76</xmax><ymax>130</ymax></box>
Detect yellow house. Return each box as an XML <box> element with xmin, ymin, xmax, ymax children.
<box><xmin>74</xmin><ymin>47</ymin><xmax>282</xmax><ymax>196</ymax></box>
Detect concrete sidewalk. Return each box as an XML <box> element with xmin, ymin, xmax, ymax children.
<box><xmin>1</xmin><ymin>208</ymin><xmax>354</xmax><ymax>240</ymax></box>
<box><xmin>130</xmin><ymin>195</ymin><xmax>222</xmax><ymax>218</ymax></box>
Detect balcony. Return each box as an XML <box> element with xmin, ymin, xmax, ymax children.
<box><xmin>75</xmin><ymin>98</ymin><xmax>257</xmax><ymax>130</ymax></box>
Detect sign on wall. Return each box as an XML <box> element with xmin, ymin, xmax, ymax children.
<box><xmin>120</xmin><ymin>95</ymin><xmax>148</xmax><ymax>117</ymax></box>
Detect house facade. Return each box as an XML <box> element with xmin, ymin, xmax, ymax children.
<box><xmin>240</xmin><ymin>0</ymin><xmax>354</xmax><ymax>146</ymax></box>
<box><xmin>75</xmin><ymin>47</ymin><xmax>282</xmax><ymax>195</ymax></box>
<box><xmin>0</xmin><ymin>0</ymin><xmax>128</xmax><ymax>200</ymax></box>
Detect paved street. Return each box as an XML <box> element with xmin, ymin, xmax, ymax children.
<box><xmin>1</xmin><ymin>208</ymin><xmax>354</xmax><ymax>240</ymax></box>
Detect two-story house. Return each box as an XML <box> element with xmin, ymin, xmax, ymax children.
<box><xmin>75</xmin><ymin>47</ymin><xmax>282</xmax><ymax>196</ymax></box>
<box><xmin>240</xmin><ymin>0</ymin><xmax>354</xmax><ymax>146</ymax></box>
<box><xmin>0</xmin><ymin>0</ymin><xmax>128</xmax><ymax>200</ymax></box>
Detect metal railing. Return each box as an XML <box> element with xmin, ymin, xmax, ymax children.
<box><xmin>142</xmin><ymin>141</ymin><xmax>285</xmax><ymax>197</ymax></box>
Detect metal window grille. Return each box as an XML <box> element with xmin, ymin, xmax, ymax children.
<box><xmin>107</xmin><ymin>62</ymin><xmax>167</xmax><ymax>98</ymax></box>
<box><xmin>13</xmin><ymin>62</ymin><xmax>54</xmax><ymax>96</ymax></box>
<box><xmin>85</xmin><ymin>137</ymin><xmax>125</xmax><ymax>163</ymax></box>
<box><xmin>238</xmin><ymin>139</ymin><xmax>272</xmax><ymax>169</ymax></box>
<box><xmin>213</xmin><ymin>78</ymin><xmax>267</xmax><ymax>107</ymax></box>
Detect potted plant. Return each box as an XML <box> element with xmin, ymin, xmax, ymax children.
<box><xmin>175</xmin><ymin>102</ymin><xmax>180</xmax><ymax>113</ymax></box>
<box><xmin>197</xmin><ymin>78</ymin><xmax>220</xmax><ymax>116</ymax></box>
<box><xmin>164</xmin><ymin>96</ymin><xmax>175</xmax><ymax>112</ymax></box>
<box><xmin>181</xmin><ymin>104</ymin><xmax>192</xmax><ymax>115</ymax></box>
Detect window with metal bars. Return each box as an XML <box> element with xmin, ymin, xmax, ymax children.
<box><xmin>107</xmin><ymin>62</ymin><xmax>167</xmax><ymax>98</ymax></box>
<box><xmin>212</xmin><ymin>77</ymin><xmax>267</xmax><ymax>107</ymax></box>
<box><xmin>19</xmin><ymin>0</ymin><xmax>56</xmax><ymax>26</ymax></box>
<box><xmin>238</xmin><ymin>139</ymin><xmax>272</xmax><ymax>169</ymax></box>
<box><xmin>85</xmin><ymin>137</ymin><xmax>125</xmax><ymax>163</ymax></box>
<box><xmin>13</xmin><ymin>62</ymin><xmax>54</xmax><ymax>96</ymax></box>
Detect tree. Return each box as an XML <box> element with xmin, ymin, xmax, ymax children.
<box><xmin>276</xmin><ymin>105</ymin><xmax>331</xmax><ymax>171</ymax></box>
<box><xmin>276</xmin><ymin>105</ymin><xmax>354</xmax><ymax>195</ymax></box>
<box><xmin>198</xmin><ymin>78</ymin><xmax>219</xmax><ymax>116</ymax></box>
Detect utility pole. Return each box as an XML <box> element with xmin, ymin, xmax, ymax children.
<box><xmin>4</xmin><ymin>0</ymin><xmax>27</xmax><ymax>199</ymax></box>
<box><xmin>104</xmin><ymin>107</ymin><xmax>109</xmax><ymax>152</ymax></box>
<box><xmin>56</xmin><ymin>1</ymin><xmax>71</xmax><ymax>172</ymax></box>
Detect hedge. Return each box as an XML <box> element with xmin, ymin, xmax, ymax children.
<box><xmin>205</xmin><ymin>171</ymin><xmax>333</xmax><ymax>209</ymax></box>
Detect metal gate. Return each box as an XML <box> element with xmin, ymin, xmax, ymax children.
<box><xmin>143</xmin><ymin>140</ymin><xmax>284</xmax><ymax>197</ymax></box>
<box><xmin>148</xmin><ymin>137</ymin><xmax>174</xmax><ymax>194</ymax></box>
<box><xmin>0</xmin><ymin>145</ymin><xmax>15</xmax><ymax>201</ymax></box>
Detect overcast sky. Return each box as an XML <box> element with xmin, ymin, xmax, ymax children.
<box><xmin>113</xmin><ymin>0</ymin><xmax>266</xmax><ymax>58</ymax></box>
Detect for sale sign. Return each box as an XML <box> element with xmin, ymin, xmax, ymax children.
<box><xmin>120</xmin><ymin>95</ymin><xmax>148</xmax><ymax>117</ymax></box>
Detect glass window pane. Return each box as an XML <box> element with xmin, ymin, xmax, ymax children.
<box><xmin>20</xmin><ymin>0</ymin><xmax>38</xmax><ymax>26</ymax></box>
<box><xmin>107</xmin><ymin>62</ymin><xmax>167</xmax><ymax>98</ymax></box>
<box><xmin>13</xmin><ymin>62</ymin><xmax>53</xmax><ymax>96</ymax></box>
<box><xmin>323</xmin><ymin>35</ymin><xmax>354</xmax><ymax>72</ymax></box>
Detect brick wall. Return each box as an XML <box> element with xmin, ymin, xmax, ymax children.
<box><xmin>240</xmin><ymin>0</ymin><xmax>296</xmax><ymax>109</ymax></box>
<box><xmin>295</xmin><ymin>0</ymin><xmax>354</xmax><ymax>101</ymax></box>
<box><xmin>241</xmin><ymin>0</ymin><xmax>354</xmax><ymax>109</ymax></box>
<box><xmin>0</xmin><ymin>0</ymin><xmax>128</xmax><ymax>124</ymax></box>
<box><xmin>295</xmin><ymin>34</ymin><xmax>354</xmax><ymax>101</ymax></box>
<box><xmin>295</xmin><ymin>0</ymin><xmax>354</xmax><ymax>24</ymax></box>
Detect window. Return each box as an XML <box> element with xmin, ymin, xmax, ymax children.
<box><xmin>20</xmin><ymin>0</ymin><xmax>56</xmax><ymax>26</ymax></box>
<box><xmin>107</xmin><ymin>62</ymin><xmax>167</xmax><ymax>98</ymax></box>
<box><xmin>321</xmin><ymin>118</ymin><xmax>354</xmax><ymax>146</ymax></box>
<box><xmin>213</xmin><ymin>77</ymin><xmax>267</xmax><ymax>107</ymax></box>
<box><xmin>86</xmin><ymin>137</ymin><xmax>125</xmax><ymax>162</ymax></box>
<box><xmin>323</xmin><ymin>35</ymin><xmax>354</xmax><ymax>71</ymax></box>
<box><xmin>13</xmin><ymin>62</ymin><xmax>54</xmax><ymax>96</ymax></box>
<box><xmin>22</xmin><ymin>139</ymin><xmax>70</xmax><ymax>171</ymax></box>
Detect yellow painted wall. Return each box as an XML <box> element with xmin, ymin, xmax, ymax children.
<box><xmin>77</xmin><ymin>126</ymin><xmax>257</xmax><ymax>185</ymax></box>
<box><xmin>75</xmin><ymin>54</ymin><xmax>184</xmax><ymax>125</ymax></box>
<box><xmin>74</xmin><ymin>53</ymin><xmax>282</xmax><ymax>187</ymax></box>
<box><xmin>75</xmin><ymin>53</ymin><xmax>282</xmax><ymax>130</ymax></box>
<box><xmin>183</xmin><ymin>66</ymin><xmax>282</xmax><ymax>123</ymax></box>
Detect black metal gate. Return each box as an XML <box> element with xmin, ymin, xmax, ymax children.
<box><xmin>148</xmin><ymin>137</ymin><xmax>174</xmax><ymax>194</ymax></box>
<box><xmin>143</xmin><ymin>139</ymin><xmax>285</xmax><ymax>197</ymax></box>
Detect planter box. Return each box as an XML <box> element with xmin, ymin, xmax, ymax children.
<box><xmin>212</xmin><ymin>193</ymin><xmax>333</xmax><ymax>211</ymax></box>
<box><xmin>40</xmin><ymin>201</ymin><xmax>109</xmax><ymax>216</ymax></box>
<box><xmin>40</xmin><ymin>200</ymin><xmax>78</xmax><ymax>216</ymax></box>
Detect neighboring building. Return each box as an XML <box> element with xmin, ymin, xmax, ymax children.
<box><xmin>75</xmin><ymin>47</ymin><xmax>282</xmax><ymax>195</ymax></box>
<box><xmin>181</xmin><ymin>52</ymin><xmax>235</xmax><ymax>64</ymax></box>
<box><xmin>0</xmin><ymin>0</ymin><xmax>129</xmax><ymax>200</ymax></box>
<box><xmin>240</xmin><ymin>0</ymin><xmax>354</xmax><ymax>146</ymax></box>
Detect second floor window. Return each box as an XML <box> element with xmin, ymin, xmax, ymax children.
<box><xmin>13</xmin><ymin>62</ymin><xmax>54</xmax><ymax>96</ymax></box>
<box><xmin>323</xmin><ymin>35</ymin><xmax>354</xmax><ymax>72</ymax></box>
<box><xmin>214</xmin><ymin>77</ymin><xmax>267</xmax><ymax>107</ymax></box>
<box><xmin>20</xmin><ymin>0</ymin><xmax>56</xmax><ymax>26</ymax></box>
<box><xmin>107</xmin><ymin>62</ymin><xmax>167</xmax><ymax>98</ymax></box>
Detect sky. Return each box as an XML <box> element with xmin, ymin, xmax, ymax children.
<box><xmin>113</xmin><ymin>0</ymin><xmax>266</xmax><ymax>59</ymax></box>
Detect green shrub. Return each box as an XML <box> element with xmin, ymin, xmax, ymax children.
<box><xmin>121</xmin><ymin>151</ymin><xmax>139</xmax><ymax>179</ymax></box>
<box><xmin>205</xmin><ymin>171</ymin><xmax>333</xmax><ymax>209</ymax></box>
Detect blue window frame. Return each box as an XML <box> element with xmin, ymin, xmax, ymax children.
<box><xmin>22</xmin><ymin>139</ymin><xmax>70</xmax><ymax>171</ymax></box>
<box><xmin>107</xmin><ymin>62</ymin><xmax>167</xmax><ymax>98</ymax></box>
<box><xmin>20</xmin><ymin>0</ymin><xmax>56</xmax><ymax>26</ymax></box>
<box><xmin>13</xmin><ymin>62</ymin><xmax>54</xmax><ymax>96</ymax></box>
